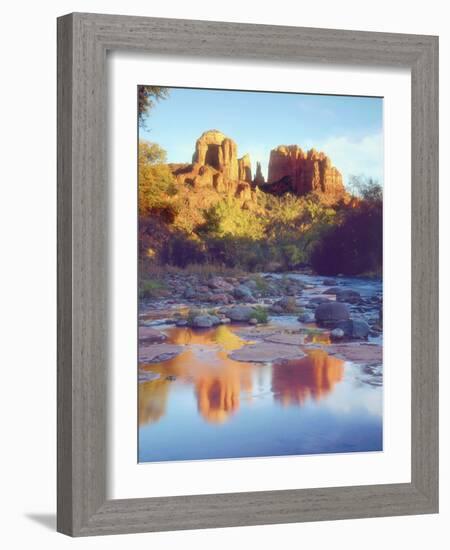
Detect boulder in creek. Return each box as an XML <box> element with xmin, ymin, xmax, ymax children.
<box><xmin>298</xmin><ymin>311</ymin><xmax>315</xmax><ymax>323</ymax></box>
<box><xmin>322</xmin><ymin>286</ymin><xmax>342</xmax><ymax>295</ymax></box>
<box><xmin>206</xmin><ymin>293</ymin><xmax>233</xmax><ymax>305</ymax></box>
<box><xmin>207</xmin><ymin>276</ymin><xmax>234</xmax><ymax>292</ymax></box>
<box><xmin>191</xmin><ymin>314</ymin><xmax>221</xmax><ymax>328</ymax></box>
<box><xmin>350</xmin><ymin>319</ymin><xmax>370</xmax><ymax>339</ymax></box>
<box><xmin>334</xmin><ymin>319</ymin><xmax>370</xmax><ymax>339</ymax></box>
<box><xmin>197</xmin><ymin>285</ymin><xmax>210</xmax><ymax>294</ymax></box>
<box><xmin>139</xmin><ymin>344</ymin><xmax>184</xmax><ymax>364</ymax></box>
<box><xmin>227</xmin><ymin>305</ymin><xmax>257</xmax><ymax>322</ymax></box>
<box><xmin>192</xmin><ymin>290</ymin><xmax>214</xmax><ymax>302</ymax></box>
<box><xmin>272</xmin><ymin>296</ymin><xmax>299</xmax><ymax>313</ymax></box>
<box><xmin>307</xmin><ymin>296</ymin><xmax>331</xmax><ymax>308</ymax></box>
<box><xmin>335</xmin><ymin>289</ymin><xmax>362</xmax><ymax>304</ymax></box>
<box><xmin>330</xmin><ymin>328</ymin><xmax>345</xmax><ymax>341</ymax></box>
<box><xmin>229</xmin><ymin>343</ymin><xmax>306</xmax><ymax>363</ymax></box>
<box><xmin>315</xmin><ymin>301</ymin><xmax>350</xmax><ymax>327</ymax></box>
<box><xmin>233</xmin><ymin>284</ymin><xmax>254</xmax><ymax>300</ymax></box>
<box><xmin>269</xmin><ymin>304</ymin><xmax>284</xmax><ymax>314</ymax></box>
<box><xmin>138</xmin><ymin>327</ymin><xmax>167</xmax><ymax>344</ymax></box>
<box><xmin>183</xmin><ymin>286</ymin><xmax>196</xmax><ymax>299</ymax></box>
<box><xmin>243</xmin><ymin>279</ymin><xmax>258</xmax><ymax>290</ymax></box>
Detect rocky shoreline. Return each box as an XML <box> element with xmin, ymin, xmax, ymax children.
<box><xmin>139</xmin><ymin>271</ymin><xmax>383</xmax><ymax>369</ymax></box>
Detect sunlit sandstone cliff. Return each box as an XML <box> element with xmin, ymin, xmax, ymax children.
<box><xmin>171</xmin><ymin>130</ymin><xmax>256</xmax><ymax>205</ymax></box>
<box><xmin>265</xmin><ymin>145</ymin><xmax>345</xmax><ymax>200</ymax></box>
<box><xmin>168</xmin><ymin>130</ymin><xmax>346</xmax><ymax>206</ymax></box>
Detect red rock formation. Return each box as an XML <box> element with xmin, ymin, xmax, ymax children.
<box><xmin>253</xmin><ymin>161</ymin><xmax>265</xmax><ymax>186</ymax></box>
<box><xmin>171</xmin><ymin>130</ymin><xmax>257</xmax><ymax>205</ymax></box>
<box><xmin>238</xmin><ymin>153</ymin><xmax>252</xmax><ymax>183</ymax></box>
<box><xmin>168</xmin><ymin>132</ymin><xmax>346</xmax><ymax>205</ymax></box>
<box><xmin>267</xmin><ymin>145</ymin><xmax>345</xmax><ymax>200</ymax></box>
<box><xmin>192</xmin><ymin>130</ymin><xmax>239</xmax><ymax>181</ymax></box>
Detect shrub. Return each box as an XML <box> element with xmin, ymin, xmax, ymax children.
<box><xmin>252</xmin><ymin>306</ymin><xmax>269</xmax><ymax>324</ymax></box>
<box><xmin>139</xmin><ymin>279</ymin><xmax>167</xmax><ymax>299</ymax></box>
<box><xmin>138</xmin><ymin>140</ymin><xmax>179</xmax><ymax>218</ymax></box>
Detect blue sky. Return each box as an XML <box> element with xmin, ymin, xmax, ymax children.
<box><xmin>139</xmin><ymin>87</ymin><xmax>383</xmax><ymax>185</ymax></box>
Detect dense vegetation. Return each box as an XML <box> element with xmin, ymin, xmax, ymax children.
<box><xmin>138</xmin><ymin>139</ymin><xmax>382</xmax><ymax>276</ymax></box>
<box><xmin>310</xmin><ymin>177</ymin><xmax>382</xmax><ymax>276</ymax></box>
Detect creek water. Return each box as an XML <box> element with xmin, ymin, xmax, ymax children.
<box><xmin>139</xmin><ymin>277</ymin><xmax>383</xmax><ymax>463</ymax></box>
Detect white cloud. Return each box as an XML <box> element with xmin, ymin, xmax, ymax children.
<box><xmin>313</xmin><ymin>132</ymin><xmax>384</xmax><ymax>185</ymax></box>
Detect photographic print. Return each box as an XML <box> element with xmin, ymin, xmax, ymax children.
<box><xmin>138</xmin><ymin>86</ymin><xmax>383</xmax><ymax>463</ymax></box>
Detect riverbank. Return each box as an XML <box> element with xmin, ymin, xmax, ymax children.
<box><xmin>139</xmin><ymin>271</ymin><xmax>383</xmax><ymax>362</ymax></box>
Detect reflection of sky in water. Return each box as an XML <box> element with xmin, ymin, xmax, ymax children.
<box><xmin>139</xmin><ymin>325</ymin><xmax>382</xmax><ymax>462</ymax></box>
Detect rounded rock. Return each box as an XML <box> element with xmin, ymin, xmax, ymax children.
<box><xmin>351</xmin><ymin>319</ymin><xmax>370</xmax><ymax>339</ymax></box>
<box><xmin>191</xmin><ymin>315</ymin><xmax>214</xmax><ymax>328</ymax></box>
<box><xmin>233</xmin><ymin>285</ymin><xmax>253</xmax><ymax>300</ymax></box>
<box><xmin>298</xmin><ymin>311</ymin><xmax>315</xmax><ymax>323</ymax></box>
<box><xmin>336</xmin><ymin>289</ymin><xmax>362</xmax><ymax>304</ymax></box>
<box><xmin>227</xmin><ymin>305</ymin><xmax>256</xmax><ymax>322</ymax></box>
<box><xmin>315</xmin><ymin>302</ymin><xmax>350</xmax><ymax>327</ymax></box>
<box><xmin>331</xmin><ymin>328</ymin><xmax>345</xmax><ymax>340</ymax></box>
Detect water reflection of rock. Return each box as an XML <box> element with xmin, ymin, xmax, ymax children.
<box><xmin>139</xmin><ymin>326</ymin><xmax>347</xmax><ymax>427</ymax></box>
<box><xmin>139</xmin><ymin>378</ymin><xmax>170</xmax><ymax>425</ymax></box>
<box><xmin>164</xmin><ymin>325</ymin><xmax>249</xmax><ymax>351</ymax></box>
<box><xmin>305</xmin><ymin>332</ymin><xmax>331</xmax><ymax>345</ymax></box>
<box><xmin>139</xmin><ymin>325</ymin><xmax>254</xmax><ymax>426</ymax></box>
<box><xmin>271</xmin><ymin>349</ymin><xmax>344</xmax><ymax>406</ymax></box>
<box><xmin>195</xmin><ymin>359</ymin><xmax>252</xmax><ymax>423</ymax></box>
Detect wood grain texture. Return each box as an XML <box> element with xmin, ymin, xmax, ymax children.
<box><xmin>57</xmin><ymin>13</ymin><xmax>74</xmax><ymax>535</ymax></box>
<box><xmin>57</xmin><ymin>12</ymin><xmax>439</xmax><ymax>537</ymax></box>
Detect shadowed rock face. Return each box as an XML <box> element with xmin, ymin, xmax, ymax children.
<box><xmin>254</xmin><ymin>161</ymin><xmax>265</xmax><ymax>185</ymax></box>
<box><xmin>266</xmin><ymin>145</ymin><xmax>345</xmax><ymax>200</ymax></box>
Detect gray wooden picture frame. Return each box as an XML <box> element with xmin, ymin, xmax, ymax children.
<box><xmin>57</xmin><ymin>12</ymin><xmax>439</xmax><ymax>537</ymax></box>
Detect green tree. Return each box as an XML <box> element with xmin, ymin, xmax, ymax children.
<box><xmin>348</xmin><ymin>174</ymin><xmax>382</xmax><ymax>203</ymax></box>
<box><xmin>201</xmin><ymin>199</ymin><xmax>265</xmax><ymax>240</ymax></box>
<box><xmin>138</xmin><ymin>140</ymin><xmax>178</xmax><ymax>218</ymax></box>
<box><xmin>138</xmin><ymin>86</ymin><xmax>169</xmax><ymax>125</ymax></box>
<box><xmin>139</xmin><ymin>140</ymin><xmax>167</xmax><ymax>165</ymax></box>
